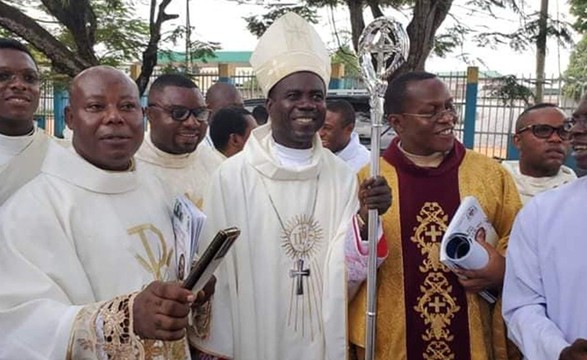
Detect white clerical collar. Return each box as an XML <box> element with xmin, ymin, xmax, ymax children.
<box><xmin>398</xmin><ymin>141</ymin><xmax>446</xmax><ymax>168</ymax></box>
<box><xmin>0</xmin><ymin>126</ymin><xmax>36</xmax><ymax>166</ymax></box>
<box><xmin>272</xmin><ymin>140</ymin><xmax>313</xmax><ymax>168</ymax></box>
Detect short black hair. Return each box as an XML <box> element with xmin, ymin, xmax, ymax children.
<box><xmin>384</xmin><ymin>71</ymin><xmax>437</xmax><ymax>115</ymax></box>
<box><xmin>252</xmin><ymin>104</ymin><xmax>268</xmax><ymax>125</ymax></box>
<box><xmin>515</xmin><ymin>103</ymin><xmax>560</xmax><ymax>131</ymax></box>
<box><xmin>326</xmin><ymin>99</ymin><xmax>356</xmax><ymax>127</ymax></box>
<box><xmin>0</xmin><ymin>38</ymin><xmax>37</xmax><ymax>66</ymax></box>
<box><xmin>210</xmin><ymin>106</ymin><xmax>253</xmax><ymax>151</ymax></box>
<box><xmin>150</xmin><ymin>73</ymin><xmax>198</xmax><ymax>93</ymax></box>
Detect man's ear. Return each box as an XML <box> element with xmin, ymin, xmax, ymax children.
<box><xmin>64</xmin><ymin>106</ymin><xmax>74</xmax><ymax>130</ymax></box>
<box><xmin>388</xmin><ymin>114</ymin><xmax>403</xmax><ymax>134</ymax></box>
<box><xmin>513</xmin><ymin>133</ymin><xmax>522</xmax><ymax>150</ymax></box>
<box><xmin>229</xmin><ymin>133</ymin><xmax>244</xmax><ymax>149</ymax></box>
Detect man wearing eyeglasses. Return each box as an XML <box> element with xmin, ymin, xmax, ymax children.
<box><xmin>136</xmin><ymin>73</ymin><xmax>217</xmax><ymax>207</ymax></box>
<box><xmin>502</xmin><ymin>96</ymin><xmax>587</xmax><ymax>360</ymax></box>
<box><xmin>0</xmin><ymin>38</ymin><xmax>49</xmax><ymax>206</ymax></box>
<box><xmin>501</xmin><ymin>103</ymin><xmax>576</xmax><ymax>205</ymax></box>
<box><xmin>349</xmin><ymin>71</ymin><xmax>522</xmax><ymax>360</ymax></box>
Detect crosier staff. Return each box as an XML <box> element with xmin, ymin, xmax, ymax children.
<box><xmin>357</xmin><ymin>17</ymin><xmax>409</xmax><ymax>360</ymax></box>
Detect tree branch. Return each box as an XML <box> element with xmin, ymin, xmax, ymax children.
<box><xmin>136</xmin><ymin>0</ymin><xmax>178</xmax><ymax>95</ymax></box>
<box><xmin>0</xmin><ymin>0</ymin><xmax>91</xmax><ymax>77</ymax></box>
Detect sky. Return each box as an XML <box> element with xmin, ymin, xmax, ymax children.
<box><xmin>147</xmin><ymin>0</ymin><xmax>578</xmax><ymax>77</ymax></box>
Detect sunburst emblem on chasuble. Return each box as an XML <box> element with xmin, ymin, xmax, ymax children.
<box><xmin>281</xmin><ymin>214</ymin><xmax>323</xmax><ymax>260</ymax></box>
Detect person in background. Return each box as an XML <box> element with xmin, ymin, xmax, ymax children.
<box><xmin>319</xmin><ymin>99</ymin><xmax>370</xmax><ymax>172</ymax></box>
<box><xmin>0</xmin><ymin>38</ymin><xmax>49</xmax><ymax>205</ymax></box>
<box><xmin>502</xmin><ymin>103</ymin><xmax>576</xmax><ymax>204</ymax></box>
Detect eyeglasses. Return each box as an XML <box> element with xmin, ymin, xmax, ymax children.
<box><xmin>148</xmin><ymin>104</ymin><xmax>210</xmax><ymax>123</ymax></box>
<box><xmin>516</xmin><ymin>123</ymin><xmax>572</xmax><ymax>140</ymax></box>
<box><xmin>402</xmin><ymin>107</ymin><xmax>458</xmax><ymax>122</ymax></box>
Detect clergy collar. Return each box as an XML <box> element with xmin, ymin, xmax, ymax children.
<box><xmin>41</xmin><ymin>142</ymin><xmax>139</xmax><ymax>194</ymax></box>
<box><xmin>135</xmin><ymin>134</ymin><xmax>196</xmax><ymax>169</ymax></box>
<box><xmin>245</xmin><ymin>122</ymin><xmax>323</xmax><ymax>180</ymax></box>
<box><xmin>383</xmin><ymin>137</ymin><xmax>465</xmax><ymax>176</ymax></box>
<box><xmin>272</xmin><ymin>141</ymin><xmax>313</xmax><ymax>168</ymax></box>
<box><xmin>397</xmin><ymin>141</ymin><xmax>446</xmax><ymax>168</ymax></box>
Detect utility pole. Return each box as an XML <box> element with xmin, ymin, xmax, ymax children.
<box><xmin>536</xmin><ymin>0</ymin><xmax>549</xmax><ymax>103</ymax></box>
<box><xmin>185</xmin><ymin>0</ymin><xmax>191</xmax><ymax>73</ymax></box>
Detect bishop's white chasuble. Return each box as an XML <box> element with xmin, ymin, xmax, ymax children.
<box><xmin>0</xmin><ymin>142</ymin><xmax>189</xmax><ymax>360</ymax></box>
<box><xmin>193</xmin><ymin>124</ymin><xmax>358</xmax><ymax>360</ymax></box>
<box><xmin>0</xmin><ymin>128</ymin><xmax>49</xmax><ymax>205</ymax></box>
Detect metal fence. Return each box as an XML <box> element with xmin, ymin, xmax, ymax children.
<box><xmin>35</xmin><ymin>69</ymin><xmax>585</xmax><ymax>160</ymax></box>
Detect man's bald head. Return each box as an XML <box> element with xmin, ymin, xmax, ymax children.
<box><xmin>66</xmin><ymin>66</ymin><xmax>144</xmax><ymax>171</ymax></box>
<box><xmin>205</xmin><ymin>82</ymin><xmax>244</xmax><ymax>114</ymax></box>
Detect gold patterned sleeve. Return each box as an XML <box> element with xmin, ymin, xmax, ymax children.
<box><xmin>493</xmin><ymin>166</ymin><xmax>523</xmax><ymax>256</ymax></box>
<box><xmin>66</xmin><ymin>292</ymin><xmax>145</xmax><ymax>360</ymax></box>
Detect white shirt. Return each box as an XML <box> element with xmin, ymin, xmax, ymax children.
<box><xmin>503</xmin><ymin>177</ymin><xmax>587</xmax><ymax>360</ymax></box>
<box><xmin>335</xmin><ymin>132</ymin><xmax>370</xmax><ymax>172</ymax></box>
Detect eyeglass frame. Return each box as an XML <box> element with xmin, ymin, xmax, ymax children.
<box><xmin>565</xmin><ymin>116</ymin><xmax>587</xmax><ymax>131</ymax></box>
<box><xmin>147</xmin><ymin>103</ymin><xmax>210</xmax><ymax>123</ymax></box>
<box><xmin>516</xmin><ymin>122</ymin><xmax>573</xmax><ymax>140</ymax></box>
<box><xmin>401</xmin><ymin>106</ymin><xmax>459</xmax><ymax>122</ymax></box>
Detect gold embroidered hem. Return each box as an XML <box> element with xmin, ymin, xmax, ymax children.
<box><xmin>67</xmin><ymin>292</ymin><xmax>189</xmax><ymax>360</ymax></box>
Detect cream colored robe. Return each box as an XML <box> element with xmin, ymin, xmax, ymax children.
<box><xmin>193</xmin><ymin>124</ymin><xmax>358</xmax><ymax>360</ymax></box>
<box><xmin>0</xmin><ymin>142</ymin><xmax>189</xmax><ymax>360</ymax></box>
<box><xmin>502</xmin><ymin>160</ymin><xmax>577</xmax><ymax>205</ymax></box>
<box><xmin>135</xmin><ymin>135</ymin><xmax>221</xmax><ymax>208</ymax></box>
<box><xmin>0</xmin><ymin>128</ymin><xmax>49</xmax><ymax>205</ymax></box>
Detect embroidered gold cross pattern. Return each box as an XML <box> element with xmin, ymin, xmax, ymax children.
<box><xmin>290</xmin><ymin>258</ymin><xmax>311</xmax><ymax>295</ymax></box>
<box><xmin>425</xmin><ymin>225</ymin><xmax>443</xmax><ymax>243</ymax></box>
<box><xmin>430</xmin><ymin>296</ymin><xmax>446</xmax><ymax>313</ymax></box>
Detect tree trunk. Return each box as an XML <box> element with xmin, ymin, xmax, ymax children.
<box><xmin>535</xmin><ymin>0</ymin><xmax>549</xmax><ymax>103</ymax></box>
<box><xmin>135</xmin><ymin>0</ymin><xmax>178</xmax><ymax>96</ymax></box>
<box><xmin>345</xmin><ymin>0</ymin><xmax>365</xmax><ymax>52</ymax></box>
<box><xmin>394</xmin><ymin>0</ymin><xmax>453</xmax><ymax>79</ymax></box>
<box><xmin>0</xmin><ymin>1</ymin><xmax>91</xmax><ymax>77</ymax></box>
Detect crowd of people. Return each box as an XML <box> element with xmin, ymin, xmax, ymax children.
<box><xmin>0</xmin><ymin>11</ymin><xmax>585</xmax><ymax>360</ymax></box>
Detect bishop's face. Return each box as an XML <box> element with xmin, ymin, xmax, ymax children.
<box><xmin>266</xmin><ymin>71</ymin><xmax>326</xmax><ymax>149</ymax></box>
<box><xmin>0</xmin><ymin>48</ymin><xmax>40</xmax><ymax>136</ymax></box>
<box><xmin>66</xmin><ymin>68</ymin><xmax>144</xmax><ymax>171</ymax></box>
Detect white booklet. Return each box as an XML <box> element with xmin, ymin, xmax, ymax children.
<box><xmin>440</xmin><ymin>196</ymin><xmax>498</xmax><ymax>304</ymax></box>
<box><xmin>172</xmin><ymin>195</ymin><xmax>206</xmax><ymax>281</ymax></box>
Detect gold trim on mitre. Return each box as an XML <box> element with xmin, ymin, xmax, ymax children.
<box><xmin>250</xmin><ymin>12</ymin><xmax>331</xmax><ymax>97</ymax></box>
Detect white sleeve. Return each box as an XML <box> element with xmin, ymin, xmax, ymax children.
<box><xmin>502</xmin><ymin>201</ymin><xmax>569</xmax><ymax>360</ymax></box>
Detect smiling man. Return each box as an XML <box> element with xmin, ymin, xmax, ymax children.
<box><xmin>136</xmin><ymin>73</ymin><xmax>217</xmax><ymax>207</ymax></box>
<box><xmin>0</xmin><ymin>38</ymin><xmax>49</xmax><ymax>205</ymax></box>
<box><xmin>501</xmin><ymin>103</ymin><xmax>576</xmax><ymax>204</ymax></box>
<box><xmin>192</xmin><ymin>12</ymin><xmax>391</xmax><ymax>360</ymax></box>
<box><xmin>348</xmin><ymin>71</ymin><xmax>522</xmax><ymax>360</ymax></box>
<box><xmin>0</xmin><ymin>66</ymin><xmax>200</xmax><ymax>359</ymax></box>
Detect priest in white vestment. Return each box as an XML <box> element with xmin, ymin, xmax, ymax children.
<box><xmin>136</xmin><ymin>74</ymin><xmax>216</xmax><ymax>208</ymax></box>
<box><xmin>192</xmin><ymin>13</ymin><xmax>391</xmax><ymax>360</ymax></box>
<box><xmin>0</xmin><ymin>66</ymin><xmax>199</xmax><ymax>360</ymax></box>
<box><xmin>503</xmin><ymin>103</ymin><xmax>577</xmax><ymax>205</ymax></box>
<box><xmin>319</xmin><ymin>99</ymin><xmax>370</xmax><ymax>172</ymax></box>
<box><xmin>0</xmin><ymin>38</ymin><xmax>50</xmax><ymax>205</ymax></box>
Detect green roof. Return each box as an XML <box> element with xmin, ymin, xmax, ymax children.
<box><xmin>157</xmin><ymin>51</ymin><xmax>252</xmax><ymax>65</ymax></box>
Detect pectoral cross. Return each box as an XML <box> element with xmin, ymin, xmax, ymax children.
<box><xmin>290</xmin><ymin>259</ymin><xmax>311</xmax><ymax>295</ymax></box>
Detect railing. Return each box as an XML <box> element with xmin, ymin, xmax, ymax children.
<box><xmin>35</xmin><ymin>68</ymin><xmax>585</xmax><ymax>161</ymax></box>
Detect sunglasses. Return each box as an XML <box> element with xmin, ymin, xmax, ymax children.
<box><xmin>516</xmin><ymin>123</ymin><xmax>572</xmax><ymax>140</ymax></box>
<box><xmin>148</xmin><ymin>104</ymin><xmax>210</xmax><ymax>123</ymax></box>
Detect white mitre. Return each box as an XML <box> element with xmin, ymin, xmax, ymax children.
<box><xmin>250</xmin><ymin>12</ymin><xmax>331</xmax><ymax>97</ymax></box>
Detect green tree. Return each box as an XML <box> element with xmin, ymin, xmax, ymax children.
<box><xmin>0</xmin><ymin>0</ymin><xmax>182</xmax><ymax>95</ymax></box>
